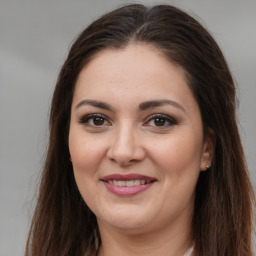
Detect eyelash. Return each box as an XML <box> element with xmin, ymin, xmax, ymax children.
<box><xmin>79</xmin><ymin>113</ymin><xmax>177</xmax><ymax>128</ymax></box>
<box><xmin>79</xmin><ymin>114</ymin><xmax>111</xmax><ymax>127</ymax></box>
<box><xmin>144</xmin><ymin>114</ymin><xmax>177</xmax><ymax>128</ymax></box>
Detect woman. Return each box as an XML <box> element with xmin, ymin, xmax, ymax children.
<box><xmin>25</xmin><ymin>4</ymin><xmax>255</xmax><ymax>256</ymax></box>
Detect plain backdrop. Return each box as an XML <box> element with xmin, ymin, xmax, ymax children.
<box><xmin>0</xmin><ymin>0</ymin><xmax>255</xmax><ymax>255</ymax></box>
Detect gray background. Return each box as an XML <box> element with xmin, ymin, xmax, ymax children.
<box><xmin>0</xmin><ymin>0</ymin><xmax>255</xmax><ymax>255</ymax></box>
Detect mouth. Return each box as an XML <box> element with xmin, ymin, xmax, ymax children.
<box><xmin>105</xmin><ymin>179</ymin><xmax>152</xmax><ymax>186</ymax></box>
<box><xmin>101</xmin><ymin>174</ymin><xmax>157</xmax><ymax>196</ymax></box>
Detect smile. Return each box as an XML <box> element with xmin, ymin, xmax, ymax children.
<box><xmin>101</xmin><ymin>174</ymin><xmax>156</xmax><ymax>196</ymax></box>
<box><xmin>106</xmin><ymin>180</ymin><xmax>151</xmax><ymax>186</ymax></box>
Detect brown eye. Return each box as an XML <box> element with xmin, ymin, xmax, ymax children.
<box><xmin>154</xmin><ymin>117</ymin><xmax>166</xmax><ymax>126</ymax></box>
<box><xmin>93</xmin><ymin>116</ymin><xmax>105</xmax><ymax>126</ymax></box>
<box><xmin>144</xmin><ymin>114</ymin><xmax>177</xmax><ymax>128</ymax></box>
<box><xmin>79</xmin><ymin>114</ymin><xmax>110</xmax><ymax>128</ymax></box>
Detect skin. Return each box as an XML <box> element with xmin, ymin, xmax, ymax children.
<box><xmin>69</xmin><ymin>44</ymin><xmax>213</xmax><ymax>256</ymax></box>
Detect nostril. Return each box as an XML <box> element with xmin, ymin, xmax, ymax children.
<box><xmin>106</xmin><ymin>131</ymin><xmax>146</xmax><ymax>164</ymax></box>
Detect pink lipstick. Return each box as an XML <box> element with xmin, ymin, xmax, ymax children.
<box><xmin>101</xmin><ymin>173</ymin><xmax>156</xmax><ymax>196</ymax></box>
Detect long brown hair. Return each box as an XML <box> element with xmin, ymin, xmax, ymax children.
<box><xmin>25</xmin><ymin>4</ymin><xmax>255</xmax><ymax>256</ymax></box>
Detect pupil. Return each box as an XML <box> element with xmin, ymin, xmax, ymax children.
<box><xmin>93</xmin><ymin>117</ymin><xmax>104</xmax><ymax>126</ymax></box>
<box><xmin>154</xmin><ymin>118</ymin><xmax>165</xmax><ymax>126</ymax></box>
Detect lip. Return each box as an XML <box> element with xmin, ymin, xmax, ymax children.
<box><xmin>101</xmin><ymin>173</ymin><xmax>156</xmax><ymax>182</ymax></box>
<box><xmin>101</xmin><ymin>173</ymin><xmax>157</xmax><ymax>196</ymax></box>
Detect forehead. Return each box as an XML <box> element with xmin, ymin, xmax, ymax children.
<box><xmin>72</xmin><ymin>44</ymin><xmax>198</xmax><ymax>113</ymax></box>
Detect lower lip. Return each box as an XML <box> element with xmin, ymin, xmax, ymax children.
<box><xmin>103</xmin><ymin>182</ymin><xmax>155</xmax><ymax>196</ymax></box>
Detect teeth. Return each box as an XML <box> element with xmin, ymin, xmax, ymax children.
<box><xmin>107</xmin><ymin>180</ymin><xmax>150</xmax><ymax>186</ymax></box>
<box><xmin>126</xmin><ymin>180</ymin><xmax>134</xmax><ymax>187</ymax></box>
<box><xmin>117</xmin><ymin>181</ymin><xmax>126</xmax><ymax>186</ymax></box>
<box><xmin>134</xmin><ymin>180</ymin><xmax>140</xmax><ymax>186</ymax></box>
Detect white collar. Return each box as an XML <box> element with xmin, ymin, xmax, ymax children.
<box><xmin>184</xmin><ymin>246</ymin><xmax>194</xmax><ymax>256</ymax></box>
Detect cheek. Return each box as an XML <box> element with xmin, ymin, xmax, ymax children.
<box><xmin>149</xmin><ymin>133</ymin><xmax>203</xmax><ymax>177</ymax></box>
<box><xmin>69</xmin><ymin>132</ymin><xmax>106</xmax><ymax>208</ymax></box>
<box><xmin>69</xmin><ymin>131</ymin><xmax>106</xmax><ymax>176</ymax></box>
<box><xmin>150</xmin><ymin>134</ymin><xmax>203</xmax><ymax>210</ymax></box>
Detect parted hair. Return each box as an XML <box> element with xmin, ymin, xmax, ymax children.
<box><xmin>25</xmin><ymin>4</ymin><xmax>255</xmax><ymax>256</ymax></box>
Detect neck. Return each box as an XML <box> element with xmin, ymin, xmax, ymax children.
<box><xmin>97</xmin><ymin>218</ymin><xmax>193</xmax><ymax>256</ymax></box>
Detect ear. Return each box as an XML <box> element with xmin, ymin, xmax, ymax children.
<box><xmin>200</xmin><ymin>129</ymin><xmax>215</xmax><ymax>171</ymax></box>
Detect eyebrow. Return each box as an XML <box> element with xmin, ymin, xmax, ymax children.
<box><xmin>75</xmin><ymin>99</ymin><xmax>113</xmax><ymax>111</ymax></box>
<box><xmin>75</xmin><ymin>99</ymin><xmax>186</xmax><ymax>113</ymax></box>
<box><xmin>139</xmin><ymin>99</ymin><xmax>186</xmax><ymax>113</ymax></box>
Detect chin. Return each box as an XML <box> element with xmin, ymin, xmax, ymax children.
<box><xmin>97</xmin><ymin>208</ymin><xmax>155</xmax><ymax>233</ymax></box>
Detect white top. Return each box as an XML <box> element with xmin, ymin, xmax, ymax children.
<box><xmin>184</xmin><ymin>246</ymin><xmax>194</xmax><ymax>256</ymax></box>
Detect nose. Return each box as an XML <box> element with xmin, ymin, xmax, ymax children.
<box><xmin>106</xmin><ymin>123</ymin><xmax>145</xmax><ymax>166</ymax></box>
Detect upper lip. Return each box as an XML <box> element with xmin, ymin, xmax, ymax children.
<box><xmin>101</xmin><ymin>173</ymin><xmax>156</xmax><ymax>182</ymax></box>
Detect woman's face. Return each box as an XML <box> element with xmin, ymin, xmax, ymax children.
<box><xmin>69</xmin><ymin>44</ymin><xmax>212</xmax><ymax>234</ymax></box>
